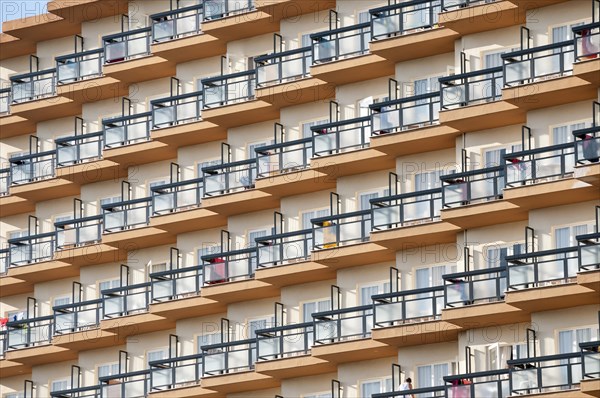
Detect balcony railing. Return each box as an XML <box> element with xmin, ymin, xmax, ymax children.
<box><xmin>508</xmin><ymin>352</ymin><xmax>582</xmax><ymax>395</ymax></box>
<box><xmin>256</xmin><ymin>229</ymin><xmax>313</xmax><ymax>268</ymax></box>
<box><xmin>6</xmin><ymin>315</ymin><xmax>53</xmax><ymax>350</ymax></box>
<box><xmin>150</xmin><ymin>264</ymin><xmax>203</xmax><ymax>302</ymax></box>
<box><xmin>0</xmin><ymin>87</ymin><xmax>10</xmax><ymax>114</ymax></box>
<box><xmin>580</xmin><ymin>341</ymin><xmax>600</xmax><ymax>379</ymax></box>
<box><xmin>441</xmin><ymin>166</ymin><xmax>504</xmax><ymax>208</ymax></box>
<box><xmin>202</xmin><ymin>338</ymin><xmax>256</xmax><ymax>376</ymax></box>
<box><xmin>56</xmin><ymin>48</ymin><xmax>104</xmax><ymax>84</ymax></box>
<box><xmin>256</xmin><ymin>322</ymin><xmax>313</xmax><ymax>361</ymax></box>
<box><xmin>370</xmin><ymin>0</ymin><xmax>441</xmax><ymax>41</ymax></box>
<box><xmin>444</xmin><ymin>369</ymin><xmax>510</xmax><ymax>398</ymax></box>
<box><xmin>151</xmin><ymin>91</ymin><xmax>203</xmax><ymax>129</ymax></box>
<box><xmin>440</xmin><ymin>67</ymin><xmax>503</xmax><ymax>110</ymax></box>
<box><xmin>103</xmin><ymin>112</ymin><xmax>152</xmax><ymax>148</ymax></box>
<box><xmin>202</xmin><ymin>158</ymin><xmax>257</xmax><ymax>196</ymax></box>
<box><xmin>151</xmin><ymin>177</ymin><xmax>203</xmax><ymax>215</ymax></box>
<box><xmin>371</xmin><ymin>92</ymin><xmax>441</xmax><ymax>135</ymax></box>
<box><xmin>373</xmin><ymin>286</ymin><xmax>445</xmax><ymax>327</ymax></box>
<box><xmin>55</xmin><ymin>214</ymin><xmax>102</xmax><ymax>249</ymax></box>
<box><xmin>8</xmin><ymin>231</ymin><xmax>55</xmax><ymax>266</ymax></box>
<box><xmin>150</xmin><ymin>353</ymin><xmax>202</xmax><ymax>391</ymax></box>
<box><xmin>574</xmin><ymin>125</ymin><xmax>600</xmax><ymax>165</ymax></box>
<box><xmin>444</xmin><ymin>266</ymin><xmax>507</xmax><ymax>308</ymax></box>
<box><xmin>313</xmin><ymin>305</ymin><xmax>372</xmax><ymax>344</ymax></box>
<box><xmin>441</xmin><ymin>0</ymin><xmax>498</xmax><ymax>11</ymax></box>
<box><xmin>100</xmin><ymin>370</ymin><xmax>150</xmax><ymax>398</ymax></box>
<box><xmin>312</xmin><ymin>116</ymin><xmax>372</xmax><ymax>157</ymax></box>
<box><xmin>204</xmin><ymin>0</ymin><xmax>254</xmax><ymax>20</ymax></box>
<box><xmin>311</xmin><ymin>22</ymin><xmax>370</xmax><ymax>63</ymax></box>
<box><xmin>53</xmin><ymin>299</ymin><xmax>102</xmax><ymax>334</ymax></box>
<box><xmin>202</xmin><ymin>70</ymin><xmax>256</xmax><ymax>108</ymax></box>
<box><xmin>102</xmin><ymin>197</ymin><xmax>151</xmax><ymax>232</ymax></box>
<box><xmin>9</xmin><ymin>150</ymin><xmax>56</xmax><ymax>185</ymax></box>
<box><xmin>505</xmin><ymin>143</ymin><xmax>574</xmax><ymax>187</ymax></box>
<box><xmin>0</xmin><ymin>330</ymin><xmax>5</xmax><ymax>358</ymax></box>
<box><xmin>102</xmin><ymin>282</ymin><xmax>150</xmax><ymax>318</ymax></box>
<box><xmin>151</xmin><ymin>3</ymin><xmax>204</xmax><ymax>43</ymax></box>
<box><xmin>201</xmin><ymin>247</ymin><xmax>258</xmax><ymax>285</ymax></box>
<box><xmin>503</xmin><ymin>40</ymin><xmax>574</xmax><ymax>87</ymax></box>
<box><xmin>574</xmin><ymin>22</ymin><xmax>600</xmax><ymax>62</ymax></box>
<box><xmin>577</xmin><ymin>232</ymin><xmax>599</xmax><ymax>271</ymax></box>
<box><xmin>255</xmin><ymin>46</ymin><xmax>312</xmax><ymax>87</ymax></box>
<box><xmin>255</xmin><ymin>138</ymin><xmax>312</xmax><ymax>178</ymax></box>
<box><xmin>0</xmin><ymin>248</ymin><xmax>8</xmax><ymax>274</ymax></box>
<box><xmin>371</xmin><ymin>188</ymin><xmax>442</xmax><ymax>231</ymax></box>
<box><xmin>506</xmin><ymin>246</ymin><xmax>578</xmax><ymax>290</ymax></box>
<box><xmin>50</xmin><ymin>385</ymin><xmax>101</xmax><ymax>398</ymax></box>
<box><xmin>11</xmin><ymin>68</ymin><xmax>57</xmax><ymax>103</ymax></box>
<box><xmin>55</xmin><ymin>131</ymin><xmax>103</xmax><ymax>166</ymax></box>
<box><xmin>103</xmin><ymin>27</ymin><xmax>151</xmax><ymax>64</ymax></box>
<box><xmin>0</xmin><ymin>168</ymin><xmax>8</xmax><ymax>196</ymax></box>
<box><xmin>312</xmin><ymin>209</ymin><xmax>371</xmax><ymax>250</ymax></box>
<box><xmin>373</xmin><ymin>385</ymin><xmax>446</xmax><ymax>398</ymax></box>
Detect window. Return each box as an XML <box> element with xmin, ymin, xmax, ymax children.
<box><xmin>147</xmin><ymin>348</ymin><xmax>168</xmax><ymax>364</ymax></box>
<box><xmin>301</xmin><ymin>118</ymin><xmax>329</xmax><ymax>139</ymax></box>
<box><xmin>304</xmin><ymin>393</ymin><xmax>331</xmax><ymax>398</ymax></box>
<box><xmin>486</xmin><ymin>243</ymin><xmax>525</xmax><ymax>268</ymax></box>
<box><xmin>414</xmin><ymin>75</ymin><xmax>443</xmax><ymax>97</ymax></box>
<box><xmin>4</xmin><ymin>392</ymin><xmax>24</xmax><ymax>398</ymax></box>
<box><xmin>558</xmin><ymin>327</ymin><xmax>597</xmax><ymax>354</ymax></box>
<box><xmin>8</xmin><ymin>230</ymin><xmax>27</xmax><ymax>240</ymax></box>
<box><xmin>303</xmin><ymin>298</ymin><xmax>331</xmax><ymax>322</ymax></box>
<box><xmin>100</xmin><ymin>195</ymin><xmax>122</xmax><ymax>207</ymax></box>
<box><xmin>555</xmin><ymin>224</ymin><xmax>590</xmax><ymax>249</ymax></box>
<box><xmin>99</xmin><ymin>278</ymin><xmax>121</xmax><ymax>293</ymax></box>
<box><xmin>247</xmin><ymin>316</ymin><xmax>275</xmax><ymax>338</ymax></box>
<box><xmin>416</xmin><ymin>264</ymin><xmax>457</xmax><ymax>288</ymax></box>
<box><xmin>301</xmin><ymin>33</ymin><xmax>312</xmax><ymax>48</ymax></box>
<box><xmin>301</xmin><ymin>208</ymin><xmax>330</xmax><ymax>229</ymax></box>
<box><xmin>54</xmin><ymin>214</ymin><xmax>72</xmax><ymax>224</ymax></box>
<box><xmin>197</xmin><ymin>332</ymin><xmax>222</xmax><ymax>352</ymax></box>
<box><xmin>552</xmin><ymin>22</ymin><xmax>586</xmax><ymax>43</ymax></box>
<box><xmin>361</xmin><ymin>378</ymin><xmax>393</xmax><ymax>397</ymax></box>
<box><xmin>247</xmin><ymin>229</ymin><xmax>269</xmax><ymax>248</ymax></box>
<box><xmin>50</xmin><ymin>379</ymin><xmax>70</xmax><ymax>393</ymax></box>
<box><xmin>360</xmin><ymin>282</ymin><xmax>391</xmax><ymax>305</ymax></box>
<box><xmin>148</xmin><ymin>179</ymin><xmax>169</xmax><ymax>195</ymax></box>
<box><xmin>98</xmin><ymin>362</ymin><xmax>120</xmax><ymax>378</ymax></box>
<box><xmin>417</xmin><ymin>362</ymin><xmax>455</xmax><ymax>388</ymax></box>
<box><xmin>248</xmin><ymin>140</ymin><xmax>274</xmax><ymax>159</ymax></box>
<box><xmin>359</xmin><ymin>189</ymin><xmax>389</xmax><ymax>211</ymax></box>
<box><xmin>483</xmin><ymin>145</ymin><xmax>522</xmax><ymax>168</ymax></box>
<box><xmin>358</xmin><ymin>10</ymin><xmax>370</xmax><ymax>24</ymax></box>
<box><xmin>487</xmin><ymin>343</ymin><xmax>514</xmax><ymax>370</ymax></box>
<box><xmin>53</xmin><ymin>295</ymin><xmax>72</xmax><ymax>307</ymax></box>
<box><xmin>198</xmin><ymin>244</ymin><xmax>222</xmax><ymax>261</ymax></box>
<box><xmin>552</xmin><ymin>122</ymin><xmax>587</xmax><ymax>145</ymax></box>
<box><xmin>198</xmin><ymin>159</ymin><xmax>221</xmax><ymax>177</ymax></box>
<box><xmin>415</xmin><ymin>170</ymin><xmax>448</xmax><ymax>191</ymax></box>
<box><xmin>147</xmin><ymin>261</ymin><xmax>168</xmax><ymax>277</ymax></box>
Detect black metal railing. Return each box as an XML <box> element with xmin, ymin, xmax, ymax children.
<box><xmin>574</xmin><ymin>22</ymin><xmax>600</xmax><ymax>62</ymax></box>
<box><xmin>0</xmin><ymin>168</ymin><xmax>8</xmax><ymax>196</ymax></box>
<box><xmin>373</xmin><ymin>286</ymin><xmax>445</xmax><ymax>327</ymax></box>
<box><xmin>312</xmin><ymin>116</ymin><xmax>372</xmax><ymax>157</ymax></box>
<box><xmin>151</xmin><ymin>91</ymin><xmax>203</xmax><ymax>128</ymax></box>
<box><xmin>440</xmin><ymin>66</ymin><xmax>503</xmax><ymax>109</ymax></box>
<box><xmin>151</xmin><ymin>3</ymin><xmax>204</xmax><ymax>42</ymax></box>
<box><xmin>0</xmin><ymin>248</ymin><xmax>8</xmax><ymax>274</ymax></box>
<box><xmin>103</xmin><ymin>27</ymin><xmax>151</xmax><ymax>63</ymax></box>
<box><xmin>441</xmin><ymin>0</ymin><xmax>498</xmax><ymax>11</ymax></box>
<box><xmin>371</xmin><ymin>92</ymin><xmax>441</xmax><ymax>135</ymax></box>
<box><xmin>103</xmin><ymin>111</ymin><xmax>152</xmax><ymax>148</ymax></box>
<box><xmin>371</xmin><ymin>188</ymin><xmax>442</xmax><ymax>230</ymax></box>
<box><xmin>441</xmin><ymin>166</ymin><xmax>504</xmax><ymax>208</ymax></box>
<box><xmin>580</xmin><ymin>340</ymin><xmax>600</xmax><ymax>379</ymax></box>
<box><xmin>102</xmin><ymin>282</ymin><xmax>150</xmax><ymax>318</ymax></box>
<box><xmin>150</xmin><ymin>352</ymin><xmax>203</xmax><ymax>391</ymax></box>
<box><xmin>150</xmin><ymin>264</ymin><xmax>203</xmax><ymax>302</ymax></box>
<box><xmin>503</xmin><ymin>40</ymin><xmax>574</xmax><ymax>87</ymax></box>
<box><xmin>577</xmin><ymin>232</ymin><xmax>599</xmax><ymax>271</ymax></box>
<box><xmin>53</xmin><ymin>299</ymin><xmax>102</xmax><ymax>334</ymax></box>
<box><xmin>444</xmin><ymin>266</ymin><xmax>507</xmax><ymax>308</ymax></box>
<box><xmin>56</xmin><ymin>48</ymin><xmax>104</xmax><ymax>84</ymax></box>
<box><xmin>373</xmin><ymin>385</ymin><xmax>446</xmax><ymax>398</ymax></box>
<box><xmin>506</xmin><ymin>246</ymin><xmax>579</xmax><ymax>290</ymax></box>
<box><xmin>55</xmin><ymin>214</ymin><xmax>102</xmax><ymax>249</ymax></box>
<box><xmin>55</xmin><ymin>131</ymin><xmax>103</xmax><ymax>166</ymax></box>
<box><xmin>312</xmin><ymin>209</ymin><xmax>371</xmax><ymax>249</ymax></box>
<box><xmin>256</xmin><ymin>322</ymin><xmax>313</xmax><ymax>361</ymax></box>
<box><xmin>11</xmin><ymin>68</ymin><xmax>57</xmax><ymax>103</ymax></box>
<box><xmin>203</xmin><ymin>0</ymin><xmax>254</xmax><ymax>20</ymax></box>
<box><xmin>256</xmin><ymin>46</ymin><xmax>312</xmax><ymax>87</ymax></box>
<box><xmin>201</xmin><ymin>246</ymin><xmax>258</xmax><ymax>285</ymax></box>
<box><xmin>6</xmin><ymin>315</ymin><xmax>54</xmax><ymax>350</ymax></box>
<box><xmin>313</xmin><ymin>305</ymin><xmax>373</xmax><ymax>344</ymax></box>
<box><xmin>508</xmin><ymin>352</ymin><xmax>582</xmax><ymax>395</ymax></box>
<box><xmin>255</xmin><ymin>138</ymin><xmax>312</xmax><ymax>178</ymax></box>
<box><xmin>504</xmin><ymin>142</ymin><xmax>574</xmax><ymax>186</ymax></box>
<box><xmin>99</xmin><ymin>370</ymin><xmax>150</xmax><ymax>398</ymax></box>
<box><xmin>202</xmin><ymin>70</ymin><xmax>256</xmax><ymax>108</ymax></box>
<box><xmin>50</xmin><ymin>385</ymin><xmax>101</xmax><ymax>398</ymax></box>
<box><xmin>256</xmin><ymin>228</ymin><xmax>313</xmax><ymax>268</ymax></box>
<box><xmin>202</xmin><ymin>158</ymin><xmax>257</xmax><ymax>196</ymax></box>
<box><xmin>0</xmin><ymin>87</ymin><xmax>10</xmax><ymax>114</ymax></box>
<box><xmin>370</xmin><ymin>0</ymin><xmax>441</xmax><ymax>41</ymax></box>
<box><xmin>574</xmin><ymin>125</ymin><xmax>600</xmax><ymax>165</ymax></box>
<box><xmin>8</xmin><ymin>231</ymin><xmax>55</xmax><ymax>266</ymax></box>
<box><xmin>102</xmin><ymin>197</ymin><xmax>151</xmax><ymax>232</ymax></box>
<box><xmin>444</xmin><ymin>369</ymin><xmax>510</xmax><ymax>398</ymax></box>
<box><xmin>201</xmin><ymin>338</ymin><xmax>256</xmax><ymax>376</ymax></box>
<box><xmin>311</xmin><ymin>22</ymin><xmax>371</xmax><ymax>63</ymax></box>
<box><xmin>151</xmin><ymin>177</ymin><xmax>203</xmax><ymax>215</ymax></box>
<box><xmin>9</xmin><ymin>150</ymin><xmax>56</xmax><ymax>185</ymax></box>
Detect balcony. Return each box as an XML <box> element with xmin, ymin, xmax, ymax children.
<box><xmin>150</xmin><ymin>3</ymin><xmax>224</xmax><ymax>64</ymax></box>
<box><xmin>310</xmin><ymin>116</ymin><xmax>394</xmax><ymax>177</ymax></box>
<box><xmin>577</xmin><ymin>232</ymin><xmax>600</xmax><ymax>293</ymax></box>
<box><xmin>580</xmin><ymin>340</ymin><xmax>600</xmax><ymax>395</ymax></box>
<box><xmin>370</xmin><ymin>92</ymin><xmax>459</xmax><ymax>157</ymax></box>
<box><xmin>373</xmin><ymin>385</ymin><xmax>445</xmax><ymax>398</ymax></box>
<box><xmin>201</xmin><ymin>70</ymin><xmax>278</xmax><ymax>128</ymax></box>
<box><xmin>149</xmin><ymin>353</ymin><xmax>211</xmax><ymax>396</ymax></box>
<box><xmin>439</xmin><ymin>0</ymin><xmax>523</xmax><ymax>35</ymax></box>
<box><xmin>574</xmin><ymin>125</ymin><xmax>600</xmax><ymax>187</ymax></box>
<box><xmin>200</xmin><ymin>338</ymin><xmax>278</xmax><ymax>393</ymax></box>
<box><xmin>369</xmin><ymin>0</ymin><xmax>459</xmax><ymax>64</ymax></box>
<box><xmin>439</xmin><ymin>67</ymin><xmax>526</xmax><ymax>131</ymax></box>
<box><xmin>100</xmin><ymin>370</ymin><xmax>150</xmax><ymax>398</ymax></box>
<box><xmin>502</xmin><ymin>41</ymin><xmax>596</xmax><ymax>110</ymax></box>
<box><xmin>573</xmin><ymin>22</ymin><xmax>600</xmax><ymax>85</ymax></box>
<box><xmin>0</xmin><ymin>89</ymin><xmax>35</xmax><ymax>139</ymax></box>
<box><xmin>506</xmin><ymin>246</ymin><xmax>599</xmax><ymax>312</ymax></box>
<box><xmin>444</xmin><ymin>369</ymin><xmax>510</xmax><ymax>398</ymax></box>
<box><xmin>103</xmin><ymin>28</ymin><xmax>175</xmax><ymax>83</ymax></box>
<box><xmin>50</xmin><ymin>385</ymin><xmax>102</xmax><ymax>398</ymax></box>
<box><xmin>8</xmin><ymin>231</ymin><xmax>55</xmax><ymax>267</ymax></box>
<box><xmin>310</xmin><ymin>23</ymin><xmax>395</xmax><ymax>85</ymax></box>
<box><xmin>442</xmin><ymin>266</ymin><xmax>528</xmax><ymax>328</ymax></box>
<box><xmin>371</xmin><ymin>286</ymin><xmax>462</xmax><ymax>347</ymax></box>
<box><xmin>255</xmin><ymin>47</ymin><xmax>335</xmax><ymax>108</ymax></box>
<box><xmin>440</xmin><ymin>166</ymin><xmax>527</xmax><ymax>229</ymax></box>
<box><xmin>0</xmin><ymin>87</ymin><xmax>10</xmax><ymax>115</ymax></box>
<box><xmin>508</xmin><ymin>352</ymin><xmax>583</xmax><ymax>396</ymax></box>
<box><xmin>201</xmin><ymin>0</ymin><xmax>278</xmax><ymax>43</ymax></box>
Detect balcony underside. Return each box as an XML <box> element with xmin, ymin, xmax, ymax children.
<box><xmin>442</xmin><ymin>302</ymin><xmax>529</xmax><ymax>328</ymax></box>
<box><xmin>311</xmin><ymin>242</ymin><xmax>396</xmax><ymax>269</ymax></box>
<box><xmin>102</xmin><ymin>227</ymin><xmax>176</xmax><ymax>250</ymax></box>
<box><xmin>0</xmin><ymin>33</ymin><xmax>36</xmax><ymax>61</ymax></box>
<box><xmin>56</xmin><ymin>159</ymin><xmax>128</xmax><ymax>185</ymax></box>
<box><xmin>0</xmin><ymin>276</ymin><xmax>32</xmax><ymax>297</ymax></box>
<box><xmin>104</xmin><ymin>140</ymin><xmax>178</xmax><ymax>167</ymax></box>
<box><xmin>57</xmin><ymin>76</ymin><xmax>129</xmax><ymax>104</ymax></box>
<box><xmin>52</xmin><ymin>328</ymin><xmax>124</xmax><ymax>352</ymax></box>
<box><xmin>310</xmin><ymin>148</ymin><xmax>395</xmax><ymax>178</ymax></box>
<box><xmin>4</xmin><ymin>344</ymin><xmax>77</xmax><ymax>366</ymax></box>
<box><xmin>150</xmin><ymin>385</ymin><xmax>222</xmax><ymax>398</ymax></box>
<box><xmin>0</xmin><ymin>114</ymin><xmax>36</xmax><ymax>138</ymax></box>
<box><xmin>371</xmin><ymin>125</ymin><xmax>460</xmax><ymax>157</ymax></box>
<box><xmin>201</xmin><ymin>190</ymin><xmax>279</xmax><ymax>216</ymax></box>
<box><xmin>577</xmin><ymin>270</ymin><xmax>600</xmax><ymax>293</ymax></box>
<box><xmin>150</xmin><ymin>296</ymin><xmax>226</xmax><ymax>320</ymax></box>
<box><xmin>255</xmin><ymin>0</ymin><xmax>336</xmax><ymax>20</ymax></box>
<box><xmin>0</xmin><ymin>195</ymin><xmax>35</xmax><ymax>217</ymax></box>
<box><xmin>100</xmin><ymin>313</ymin><xmax>174</xmax><ymax>336</ymax></box>
<box><xmin>200</xmin><ymin>371</ymin><xmax>279</xmax><ymax>394</ymax></box>
<box><xmin>507</xmin><ymin>0</ymin><xmax>574</xmax><ymax>8</ymax></box>
<box><xmin>150</xmin><ymin>33</ymin><xmax>225</xmax><ymax>64</ymax></box>
<box><xmin>256</xmin><ymin>77</ymin><xmax>335</xmax><ymax>109</ymax></box>
<box><xmin>439</xmin><ymin>101</ymin><xmax>526</xmax><ymax>132</ymax></box>
<box><xmin>309</xmin><ymin>54</ymin><xmax>395</xmax><ymax>85</ymax></box>
<box><xmin>2</xmin><ymin>12</ymin><xmax>80</xmax><ymax>42</ymax></box>
<box><xmin>202</xmin><ymin>11</ymin><xmax>279</xmax><ymax>42</ymax></box>
<box><xmin>439</xmin><ymin>1</ymin><xmax>522</xmax><ymax>35</ymax></box>
<box><xmin>371</xmin><ymin>320</ymin><xmax>462</xmax><ymax>347</ymax></box>
<box><xmin>0</xmin><ymin>359</ymin><xmax>31</xmax><ymax>378</ymax></box>
<box><xmin>370</xmin><ymin>29</ymin><xmax>458</xmax><ymax>64</ymax></box>
<box><xmin>574</xmin><ymin>58</ymin><xmax>600</xmax><ymax>85</ymax></box>
<box><xmin>505</xmin><ymin>283</ymin><xmax>600</xmax><ymax>313</ymax></box>
<box><xmin>574</xmin><ymin>163</ymin><xmax>600</xmax><ymax>187</ymax></box>
<box><xmin>503</xmin><ymin>76</ymin><xmax>596</xmax><ymax>111</ymax></box>
<box><xmin>201</xmin><ymin>279</ymin><xmax>279</xmax><ymax>304</ymax></box>
<box><xmin>311</xmin><ymin>338</ymin><xmax>396</xmax><ymax>364</ymax></box>
<box><xmin>504</xmin><ymin>178</ymin><xmax>600</xmax><ymax>210</ymax></box>
<box><xmin>103</xmin><ymin>56</ymin><xmax>176</xmax><ymax>84</ymax></box>
<box><xmin>508</xmin><ymin>389</ymin><xmax>589</xmax><ymax>398</ymax></box>
<box><xmin>5</xmin><ymin>260</ymin><xmax>76</xmax><ymax>290</ymax></box>
<box><xmin>441</xmin><ymin>200</ymin><xmax>528</xmax><ymax>229</ymax></box>
<box><xmin>255</xmin><ymin>355</ymin><xmax>336</xmax><ymax>379</ymax></box>
<box><xmin>255</xmin><ymin>169</ymin><xmax>336</xmax><ymax>197</ymax></box>
<box><xmin>151</xmin><ymin>120</ymin><xmax>226</xmax><ymax>148</ymax></box>
<box><xmin>150</xmin><ymin>208</ymin><xmax>227</xmax><ymax>235</ymax></box>
<box><xmin>370</xmin><ymin>222</ymin><xmax>460</xmax><ymax>251</ymax></box>
<box><xmin>48</xmin><ymin>0</ymin><xmax>129</xmax><ymax>23</ymax></box>
<box><xmin>202</xmin><ymin>100</ymin><xmax>280</xmax><ymax>129</ymax></box>
<box><xmin>581</xmin><ymin>378</ymin><xmax>600</xmax><ymax>398</ymax></box>
<box><xmin>53</xmin><ymin>243</ymin><xmax>126</xmax><ymax>266</ymax></box>
<box><xmin>9</xmin><ymin>178</ymin><xmax>79</xmax><ymax>202</ymax></box>
<box><xmin>255</xmin><ymin>261</ymin><xmax>335</xmax><ymax>288</ymax></box>
<box><xmin>9</xmin><ymin>96</ymin><xmax>80</xmax><ymax>123</ymax></box>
